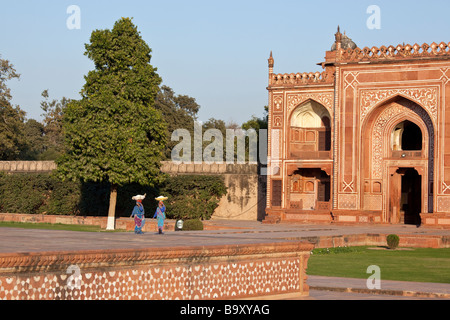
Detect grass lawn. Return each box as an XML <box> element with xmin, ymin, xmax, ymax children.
<box><xmin>0</xmin><ymin>221</ymin><xmax>118</xmax><ymax>232</ymax></box>
<box><xmin>307</xmin><ymin>246</ymin><xmax>450</xmax><ymax>284</ymax></box>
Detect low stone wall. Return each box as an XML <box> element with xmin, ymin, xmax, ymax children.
<box><xmin>305</xmin><ymin>233</ymin><xmax>450</xmax><ymax>249</ymax></box>
<box><xmin>0</xmin><ymin>213</ymin><xmax>228</xmax><ymax>232</ymax></box>
<box><xmin>0</xmin><ymin>161</ymin><xmax>57</xmax><ymax>172</ymax></box>
<box><xmin>0</xmin><ymin>241</ymin><xmax>313</xmax><ymax>300</ymax></box>
<box><xmin>421</xmin><ymin>213</ymin><xmax>450</xmax><ymax>228</ymax></box>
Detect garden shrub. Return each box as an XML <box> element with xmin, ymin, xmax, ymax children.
<box><xmin>182</xmin><ymin>219</ymin><xmax>204</xmax><ymax>231</ymax></box>
<box><xmin>387</xmin><ymin>234</ymin><xmax>400</xmax><ymax>249</ymax></box>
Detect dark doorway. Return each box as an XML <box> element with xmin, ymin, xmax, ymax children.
<box><xmin>317</xmin><ymin>171</ymin><xmax>331</xmax><ymax>202</ymax></box>
<box><xmin>401</xmin><ymin>121</ymin><xmax>422</xmax><ymax>151</ymax></box>
<box><xmin>400</xmin><ymin>168</ymin><xmax>422</xmax><ymax>225</ymax></box>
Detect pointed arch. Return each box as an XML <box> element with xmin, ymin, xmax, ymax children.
<box><xmin>361</xmin><ymin>92</ymin><xmax>437</xmax><ymax>131</ymax></box>
<box><xmin>290</xmin><ymin>99</ymin><xmax>331</xmax><ymax>128</ymax></box>
<box><xmin>361</xmin><ymin>96</ymin><xmax>435</xmax><ymax>220</ymax></box>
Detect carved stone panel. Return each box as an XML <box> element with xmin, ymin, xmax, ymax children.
<box><xmin>360</xmin><ymin>87</ymin><xmax>438</xmax><ymax>123</ymax></box>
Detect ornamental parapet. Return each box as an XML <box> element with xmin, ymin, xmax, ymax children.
<box><xmin>269</xmin><ymin>71</ymin><xmax>333</xmax><ymax>87</ymax></box>
<box><xmin>339</xmin><ymin>42</ymin><xmax>450</xmax><ymax>63</ymax></box>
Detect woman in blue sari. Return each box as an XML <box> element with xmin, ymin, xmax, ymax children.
<box><xmin>154</xmin><ymin>196</ymin><xmax>167</xmax><ymax>234</ymax></box>
<box><xmin>131</xmin><ymin>194</ymin><xmax>146</xmax><ymax>234</ymax></box>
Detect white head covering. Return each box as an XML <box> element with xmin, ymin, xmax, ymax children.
<box><xmin>132</xmin><ymin>193</ymin><xmax>146</xmax><ymax>201</ymax></box>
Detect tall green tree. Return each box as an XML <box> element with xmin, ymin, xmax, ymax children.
<box><xmin>57</xmin><ymin>18</ymin><xmax>166</xmax><ymax>229</ymax></box>
<box><xmin>0</xmin><ymin>56</ymin><xmax>27</xmax><ymax>160</ymax></box>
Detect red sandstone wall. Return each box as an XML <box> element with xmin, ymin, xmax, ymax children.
<box><xmin>0</xmin><ymin>242</ymin><xmax>313</xmax><ymax>300</ymax></box>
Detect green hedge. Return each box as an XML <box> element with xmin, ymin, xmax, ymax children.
<box><xmin>0</xmin><ymin>172</ymin><xmax>227</xmax><ymax>220</ymax></box>
<box><xmin>159</xmin><ymin>175</ymin><xmax>227</xmax><ymax>220</ymax></box>
<box><xmin>0</xmin><ymin>172</ymin><xmax>80</xmax><ymax>215</ymax></box>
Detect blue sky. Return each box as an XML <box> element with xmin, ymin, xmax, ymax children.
<box><xmin>2</xmin><ymin>0</ymin><xmax>450</xmax><ymax>125</ymax></box>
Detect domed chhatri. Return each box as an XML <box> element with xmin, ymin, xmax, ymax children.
<box><xmin>331</xmin><ymin>26</ymin><xmax>357</xmax><ymax>51</ymax></box>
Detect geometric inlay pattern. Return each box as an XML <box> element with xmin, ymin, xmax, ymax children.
<box><xmin>0</xmin><ymin>259</ymin><xmax>302</xmax><ymax>300</ymax></box>
<box><xmin>437</xmin><ymin>196</ymin><xmax>450</xmax><ymax>213</ymax></box>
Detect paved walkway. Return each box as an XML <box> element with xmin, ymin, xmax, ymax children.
<box><xmin>1</xmin><ymin>219</ymin><xmax>449</xmax><ymax>300</ymax></box>
<box><xmin>307</xmin><ymin>275</ymin><xmax>450</xmax><ymax>300</ymax></box>
<box><xmin>0</xmin><ymin>220</ymin><xmax>448</xmax><ymax>252</ymax></box>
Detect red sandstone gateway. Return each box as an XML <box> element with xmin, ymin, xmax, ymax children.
<box><xmin>265</xmin><ymin>27</ymin><xmax>450</xmax><ymax>228</ymax></box>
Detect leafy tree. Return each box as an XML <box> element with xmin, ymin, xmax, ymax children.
<box><xmin>202</xmin><ymin>118</ymin><xmax>227</xmax><ymax>161</ymax></box>
<box><xmin>40</xmin><ymin>90</ymin><xmax>70</xmax><ymax>159</ymax></box>
<box><xmin>241</xmin><ymin>107</ymin><xmax>268</xmax><ymax>133</ymax></box>
<box><xmin>0</xmin><ymin>56</ymin><xmax>27</xmax><ymax>160</ymax></box>
<box><xmin>200</xmin><ymin>116</ymin><xmax>265</xmax><ymax>164</ymax></box>
<box><xmin>154</xmin><ymin>85</ymin><xmax>199</xmax><ymax>159</ymax></box>
<box><xmin>203</xmin><ymin>118</ymin><xmax>227</xmax><ymax>134</ymax></box>
<box><xmin>0</xmin><ymin>56</ymin><xmax>19</xmax><ymax>102</ymax></box>
<box><xmin>18</xmin><ymin>90</ymin><xmax>71</xmax><ymax>160</ymax></box>
<box><xmin>57</xmin><ymin>18</ymin><xmax>167</xmax><ymax>229</ymax></box>
<box><xmin>20</xmin><ymin>119</ymin><xmax>45</xmax><ymax>160</ymax></box>
<box><xmin>241</xmin><ymin>107</ymin><xmax>268</xmax><ymax>164</ymax></box>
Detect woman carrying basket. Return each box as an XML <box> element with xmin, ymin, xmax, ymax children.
<box><xmin>131</xmin><ymin>194</ymin><xmax>146</xmax><ymax>234</ymax></box>
<box><xmin>153</xmin><ymin>196</ymin><xmax>167</xmax><ymax>234</ymax></box>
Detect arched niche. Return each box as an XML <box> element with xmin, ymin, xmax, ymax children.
<box><xmin>291</xmin><ymin>100</ymin><xmax>331</xmax><ymax>128</ymax></box>
<box><xmin>289</xmin><ymin>100</ymin><xmax>332</xmax><ymax>155</ymax></box>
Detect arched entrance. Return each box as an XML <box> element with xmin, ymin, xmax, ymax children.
<box><xmin>362</xmin><ymin>97</ymin><xmax>434</xmax><ymax>224</ymax></box>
